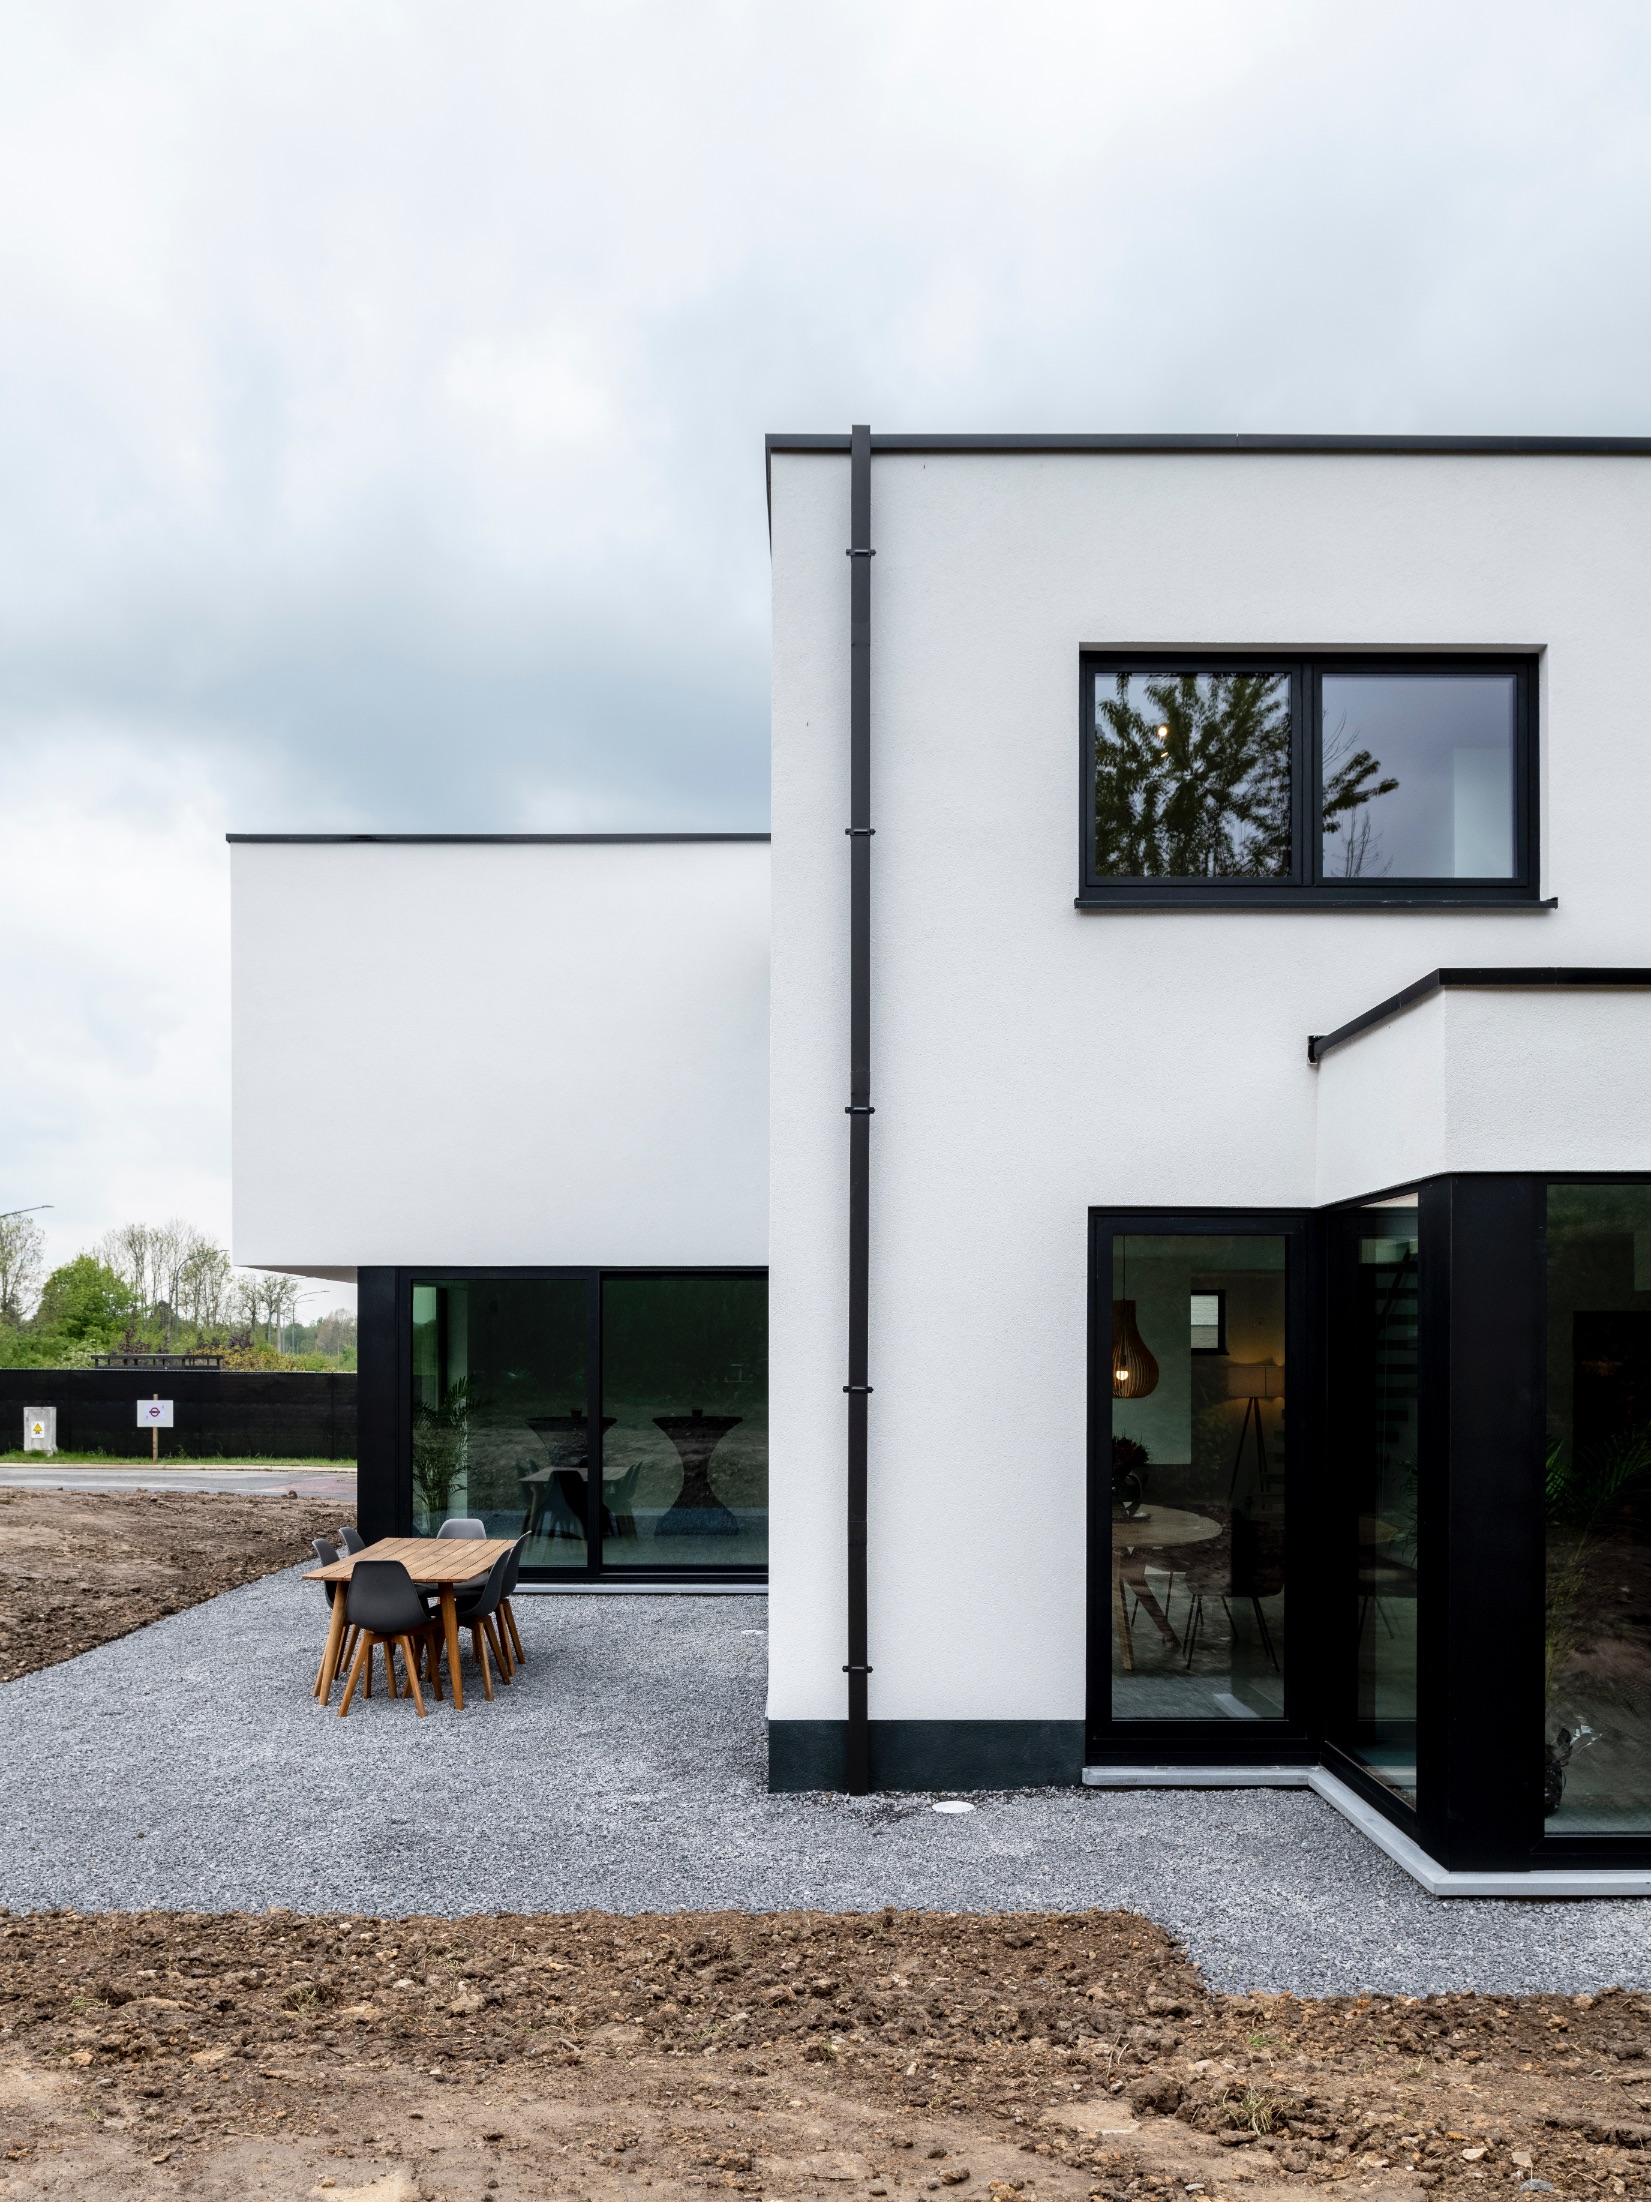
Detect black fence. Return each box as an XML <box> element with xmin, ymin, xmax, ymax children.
<box><xmin>0</xmin><ymin>1369</ymin><xmax>356</xmax><ymax>1460</ymax></box>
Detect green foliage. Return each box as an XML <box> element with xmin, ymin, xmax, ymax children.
<box><xmin>32</xmin><ymin>1256</ymin><xmax>135</xmax><ymax>1346</ymax></box>
<box><xmin>1093</xmin><ymin>670</ymin><xmax>1402</xmax><ymax>880</ymax></box>
<box><xmin>1546</xmin><ymin>1429</ymin><xmax>1651</xmax><ymax>1532</ymax></box>
<box><xmin>0</xmin><ymin>1321</ymin><xmax>95</xmax><ymax>1369</ymax></box>
<box><xmin>412</xmin><ymin>1376</ymin><xmax>476</xmax><ymax>1519</ymax></box>
<box><xmin>1545</xmin><ymin>1429</ymin><xmax>1651</xmax><ymax>1702</ymax></box>
<box><xmin>1093</xmin><ymin>672</ymin><xmax>1292</xmax><ymax>878</ymax></box>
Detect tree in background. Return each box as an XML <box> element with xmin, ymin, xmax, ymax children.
<box><xmin>0</xmin><ymin>1219</ymin><xmax>355</xmax><ymax>1370</ymax></box>
<box><xmin>33</xmin><ymin>1256</ymin><xmax>135</xmax><ymax>1346</ymax></box>
<box><xmin>233</xmin><ymin>1270</ymin><xmax>306</xmax><ymax>1352</ymax></box>
<box><xmin>177</xmin><ymin>1236</ymin><xmax>234</xmax><ymax>1331</ymax></box>
<box><xmin>0</xmin><ymin>1213</ymin><xmax>45</xmax><ymax>1325</ymax></box>
<box><xmin>315</xmin><ymin>1308</ymin><xmax>357</xmax><ymax>1357</ymax></box>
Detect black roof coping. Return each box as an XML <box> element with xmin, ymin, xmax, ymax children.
<box><xmin>764</xmin><ymin>431</ymin><xmax>1651</xmax><ymax>527</ymax></box>
<box><xmin>225</xmin><ymin>833</ymin><xmax>771</xmax><ymax>845</ymax></box>
<box><xmin>1308</xmin><ymin>967</ymin><xmax>1651</xmax><ymax>1066</ymax></box>
<box><xmin>766</xmin><ymin>431</ymin><xmax>1651</xmax><ymax>456</ymax></box>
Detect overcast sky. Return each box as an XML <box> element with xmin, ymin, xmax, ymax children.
<box><xmin>3</xmin><ymin>0</ymin><xmax>1650</xmax><ymax>1295</ymax></box>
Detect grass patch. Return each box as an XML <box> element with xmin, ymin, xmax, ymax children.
<box><xmin>0</xmin><ymin>1451</ymin><xmax>356</xmax><ymax>1468</ymax></box>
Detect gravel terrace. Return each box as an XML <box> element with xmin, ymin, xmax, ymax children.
<box><xmin>1</xmin><ymin>1576</ymin><xmax>1649</xmax><ymax>1998</ymax></box>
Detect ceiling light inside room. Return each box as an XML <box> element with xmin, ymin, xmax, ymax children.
<box><xmin>1111</xmin><ymin>1298</ymin><xmax>1159</xmax><ymax>1398</ymax></box>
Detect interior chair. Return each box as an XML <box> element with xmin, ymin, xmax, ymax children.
<box><xmin>436</xmin><ymin>1518</ymin><xmax>486</xmax><ymax>1538</ymax></box>
<box><xmin>445</xmin><ymin>1548</ymin><xmax>515</xmax><ymax>1701</ymax></box>
<box><xmin>1173</xmin><ymin>1525</ymin><xmax>1234</xmax><ymax>1671</ymax></box>
<box><xmin>601</xmin><ymin>1462</ymin><xmax>644</xmax><ymax>1543</ymax></box>
<box><xmin>338</xmin><ymin>1561</ymin><xmax>443</xmax><ymax>1718</ymax></box>
<box><xmin>310</xmin><ymin>1537</ymin><xmax>359</xmax><ymax>1699</ymax></box>
<box><xmin>1229</xmin><ymin>1513</ymin><xmax>1286</xmax><ymax>1670</ymax></box>
<box><xmin>338</xmin><ymin>1525</ymin><xmax>366</xmax><ymax>1554</ymax></box>
<box><xmin>1357</xmin><ymin>1546</ymin><xmax>1418</xmax><ymax>1646</ymax></box>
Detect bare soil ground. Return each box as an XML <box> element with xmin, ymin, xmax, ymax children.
<box><xmin>0</xmin><ymin>1487</ymin><xmax>346</xmax><ymax>1683</ymax></box>
<box><xmin>0</xmin><ymin>1906</ymin><xmax>1645</xmax><ymax>2202</ymax></box>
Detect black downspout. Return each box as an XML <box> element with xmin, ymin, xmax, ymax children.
<box><xmin>844</xmin><ymin>423</ymin><xmax>874</xmax><ymax>1795</ymax></box>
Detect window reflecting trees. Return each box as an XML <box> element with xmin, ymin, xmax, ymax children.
<box><xmin>1093</xmin><ymin>672</ymin><xmax>1293</xmax><ymax>879</ymax></box>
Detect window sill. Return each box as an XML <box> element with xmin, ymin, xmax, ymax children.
<box><xmin>1075</xmin><ymin>890</ymin><xmax>1556</xmax><ymax>913</ymax></box>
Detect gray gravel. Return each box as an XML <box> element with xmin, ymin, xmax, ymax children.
<box><xmin>2</xmin><ymin>1573</ymin><xmax>1649</xmax><ymax>1998</ymax></box>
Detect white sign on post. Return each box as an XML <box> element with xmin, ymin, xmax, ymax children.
<box><xmin>138</xmin><ymin>1400</ymin><xmax>175</xmax><ymax>1428</ymax></box>
<box><xmin>23</xmin><ymin>1406</ymin><xmax>56</xmax><ymax>1455</ymax></box>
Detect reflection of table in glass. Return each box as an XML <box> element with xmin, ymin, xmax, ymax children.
<box><xmin>522</xmin><ymin>1412</ymin><xmax>615</xmax><ymax>1540</ymax></box>
<box><xmin>655</xmin><ymin>1409</ymin><xmax>741</xmax><ymax>1536</ymax></box>
<box><xmin>1113</xmin><ymin>1506</ymin><xmax>1221</xmax><ymax>1672</ymax></box>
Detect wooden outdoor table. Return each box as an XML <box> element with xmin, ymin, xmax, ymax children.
<box><xmin>305</xmin><ymin>1537</ymin><xmax>516</xmax><ymax>1710</ymax></box>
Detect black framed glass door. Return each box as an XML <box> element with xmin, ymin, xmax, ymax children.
<box><xmin>404</xmin><ymin>1268</ymin><xmax>767</xmax><ymax>1580</ymax></box>
<box><xmin>1087</xmin><ymin>1211</ymin><xmax>1310</xmax><ymax>1761</ymax></box>
<box><xmin>1323</xmin><ymin>1196</ymin><xmax>1424</xmax><ymax>1812</ymax></box>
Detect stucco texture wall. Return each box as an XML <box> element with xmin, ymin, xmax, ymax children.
<box><xmin>232</xmin><ymin>839</ymin><xmax>770</xmax><ymax>1272</ymax></box>
<box><xmin>767</xmin><ymin>445</ymin><xmax>1651</xmax><ymax>1729</ymax></box>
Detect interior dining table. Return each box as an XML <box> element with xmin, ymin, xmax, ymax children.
<box><xmin>1112</xmin><ymin>1505</ymin><xmax>1222</xmax><ymax>1672</ymax></box>
<box><xmin>305</xmin><ymin>1536</ymin><xmax>518</xmax><ymax>1710</ymax></box>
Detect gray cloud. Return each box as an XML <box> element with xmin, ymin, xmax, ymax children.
<box><xmin>2</xmin><ymin>0</ymin><xmax>1650</xmax><ymax>1259</ymax></box>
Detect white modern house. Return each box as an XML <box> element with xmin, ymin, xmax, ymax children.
<box><xmin>233</xmin><ymin>430</ymin><xmax>1651</xmax><ymax>1894</ymax></box>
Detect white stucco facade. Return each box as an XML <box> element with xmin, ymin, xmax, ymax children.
<box><xmin>767</xmin><ymin>444</ymin><xmax>1651</xmax><ymax>1735</ymax></box>
<box><xmin>1315</xmin><ymin>984</ymin><xmax>1651</xmax><ymax>1202</ymax></box>
<box><xmin>231</xmin><ymin>836</ymin><xmax>770</xmax><ymax>1275</ymax></box>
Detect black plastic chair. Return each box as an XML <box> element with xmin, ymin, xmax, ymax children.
<box><xmin>311</xmin><ymin>1537</ymin><xmax>360</xmax><ymax>1700</ymax></box>
<box><xmin>338</xmin><ymin>1561</ymin><xmax>442</xmax><ymax>1718</ymax></box>
<box><xmin>497</xmin><ymin>1538</ymin><xmax>526</xmax><ymax>1669</ymax></box>
<box><xmin>339</xmin><ymin>1525</ymin><xmax>366</xmax><ymax>1555</ymax></box>
<box><xmin>449</xmin><ymin>1548</ymin><xmax>514</xmax><ymax>1700</ymax></box>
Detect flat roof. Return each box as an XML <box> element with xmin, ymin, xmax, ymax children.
<box><xmin>764</xmin><ymin>429</ymin><xmax>1651</xmax><ymax>525</ymax></box>
<box><xmin>766</xmin><ymin>431</ymin><xmax>1651</xmax><ymax>456</ymax></box>
<box><xmin>225</xmin><ymin>833</ymin><xmax>770</xmax><ymax>845</ymax></box>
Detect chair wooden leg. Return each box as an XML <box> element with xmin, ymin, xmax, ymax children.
<box><xmin>385</xmin><ymin>1640</ymin><xmax>400</xmax><ymax>1697</ymax></box>
<box><xmin>482</xmin><ymin>1614</ymin><xmax>511</xmax><ymax>1684</ymax></box>
<box><xmin>398</xmin><ymin>1635</ymin><xmax>428</xmax><ymax>1716</ymax></box>
<box><xmin>339</xmin><ymin>1632</ymin><xmax>372</xmax><ymax>1716</ymax></box>
<box><xmin>503</xmin><ymin>1599</ymin><xmax>525</xmax><ymax>1665</ymax></box>
<box><xmin>474</xmin><ymin>1624</ymin><xmax>494</xmax><ymax>1702</ymax></box>
<box><xmin>315</xmin><ymin>1595</ymin><xmax>346</xmax><ymax>1700</ymax></box>
<box><xmin>422</xmin><ymin>1628</ymin><xmax>444</xmax><ymax>1701</ymax></box>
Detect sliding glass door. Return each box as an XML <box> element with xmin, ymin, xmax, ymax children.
<box><xmin>407</xmin><ymin>1269</ymin><xmax>767</xmax><ymax>1579</ymax></box>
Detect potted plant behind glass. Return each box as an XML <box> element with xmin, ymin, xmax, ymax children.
<box><xmin>412</xmin><ymin>1376</ymin><xmax>475</xmax><ymax>1528</ymax></box>
<box><xmin>1112</xmin><ymin>1435</ymin><xmax>1148</xmax><ymax>1518</ymax></box>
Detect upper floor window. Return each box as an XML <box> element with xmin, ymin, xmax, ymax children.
<box><xmin>1080</xmin><ymin>655</ymin><xmax>1537</xmax><ymax>908</ymax></box>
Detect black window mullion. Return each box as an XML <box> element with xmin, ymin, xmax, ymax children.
<box><xmin>1304</xmin><ymin>664</ymin><xmax>1322</xmax><ymax>887</ymax></box>
<box><xmin>586</xmin><ymin>1272</ymin><xmax>604</xmax><ymax>1575</ymax></box>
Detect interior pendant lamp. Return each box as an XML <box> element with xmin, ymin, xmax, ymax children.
<box><xmin>1111</xmin><ymin>1247</ymin><xmax>1160</xmax><ymax>1400</ymax></box>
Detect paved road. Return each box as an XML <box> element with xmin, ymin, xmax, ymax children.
<box><xmin>2</xmin><ymin>1574</ymin><xmax>1649</xmax><ymax>1995</ymax></box>
<box><xmin>0</xmin><ymin>1465</ymin><xmax>358</xmax><ymax>1498</ymax></box>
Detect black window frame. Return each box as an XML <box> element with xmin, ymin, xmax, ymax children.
<box><xmin>363</xmin><ymin>1264</ymin><xmax>769</xmax><ymax>1586</ymax></box>
<box><xmin>1086</xmin><ymin>1206</ymin><xmax>1316</xmax><ymax>1768</ymax></box>
<box><xmin>1078</xmin><ymin>652</ymin><xmax>1540</xmax><ymax>910</ymax></box>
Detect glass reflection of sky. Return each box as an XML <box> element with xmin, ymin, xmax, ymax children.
<box><xmin>1320</xmin><ymin>674</ymin><xmax>1515</xmax><ymax>880</ymax></box>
